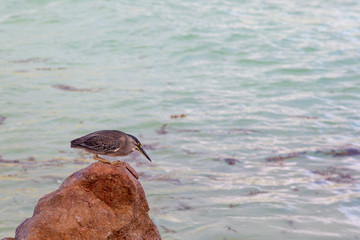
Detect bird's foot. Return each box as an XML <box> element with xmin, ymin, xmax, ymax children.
<box><xmin>110</xmin><ymin>160</ymin><xmax>124</xmax><ymax>166</ymax></box>
<box><xmin>93</xmin><ymin>155</ymin><xmax>138</xmax><ymax>179</ymax></box>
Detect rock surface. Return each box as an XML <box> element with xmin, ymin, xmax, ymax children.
<box><xmin>13</xmin><ymin>162</ymin><xmax>161</xmax><ymax>240</ymax></box>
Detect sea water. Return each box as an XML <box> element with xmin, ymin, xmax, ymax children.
<box><xmin>1</xmin><ymin>0</ymin><xmax>360</xmax><ymax>239</ymax></box>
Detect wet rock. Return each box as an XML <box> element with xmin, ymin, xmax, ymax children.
<box><xmin>212</xmin><ymin>157</ymin><xmax>241</xmax><ymax>165</ymax></box>
<box><xmin>170</xmin><ymin>114</ymin><xmax>186</xmax><ymax>119</ymax></box>
<box><xmin>0</xmin><ymin>115</ymin><xmax>6</xmax><ymax>125</ymax></box>
<box><xmin>225</xmin><ymin>226</ymin><xmax>238</xmax><ymax>233</ymax></box>
<box><xmin>315</xmin><ymin>146</ymin><xmax>360</xmax><ymax>157</ymax></box>
<box><xmin>265</xmin><ymin>152</ymin><xmax>306</xmax><ymax>162</ymax></box>
<box><xmin>156</xmin><ymin>124</ymin><xmax>168</xmax><ymax>135</ymax></box>
<box><xmin>51</xmin><ymin>84</ymin><xmax>100</xmax><ymax>92</ymax></box>
<box><xmin>0</xmin><ymin>155</ymin><xmax>20</xmax><ymax>164</ymax></box>
<box><xmin>223</xmin><ymin>158</ymin><xmax>241</xmax><ymax>165</ymax></box>
<box><xmin>14</xmin><ymin>162</ymin><xmax>161</xmax><ymax>240</ymax></box>
<box><xmin>331</xmin><ymin>148</ymin><xmax>360</xmax><ymax>157</ymax></box>
<box><xmin>248</xmin><ymin>189</ymin><xmax>268</xmax><ymax>196</ymax></box>
<box><xmin>177</xmin><ymin>202</ymin><xmax>192</xmax><ymax>211</ymax></box>
<box><xmin>312</xmin><ymin>166</ymin><xmax>355</xmax><ymax>184</ymax></box>
<box><xmin>229</xmin><ymin>204</ymin><xmax>240</xmax><ymax>208</ymax></box>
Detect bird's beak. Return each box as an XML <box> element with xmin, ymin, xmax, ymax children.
<box><xmin>136</xmin><ymin>145</ymin><xmax>152</xmax><ymax>162</ymax></box>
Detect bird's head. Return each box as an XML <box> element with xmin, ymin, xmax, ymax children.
<box><xmin>127</xmin><ymin>134</ymin><xmax>152</xmax><ymax>162</ymax></box>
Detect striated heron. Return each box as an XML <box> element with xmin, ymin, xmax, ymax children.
<box><xmin>71</xmin><ymin>130</ymin><xmax>152</xmax><ymax>165</ymax></box>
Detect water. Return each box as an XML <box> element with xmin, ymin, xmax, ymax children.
<box><xmin>1</xmin><ymin>0</ymin><xmax>360</xmax><ymax>239</ymax></box>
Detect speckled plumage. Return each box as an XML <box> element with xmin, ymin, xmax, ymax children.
<box><xmin>71</xmin><ymin>130</ymin><xmax>152</xmax><ymax>163</ymax></box>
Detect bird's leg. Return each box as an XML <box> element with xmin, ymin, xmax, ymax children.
<box><xmin>93</xmin><ymin>154</ymin><xmax>111</xmax><ymax>164</ymax></box>
<box><xmin>93</xmin><ymin>155</ymin><xmax>124</xmax><ymax>166</ymax></box>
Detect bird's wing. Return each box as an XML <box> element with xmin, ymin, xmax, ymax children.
<box><xmin>81</xmin><ymin>134</ymin><xmax>124</xmax><ymax>152</ymax></box>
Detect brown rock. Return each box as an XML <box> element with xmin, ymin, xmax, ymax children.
<box><xmin>14</xmin><ymin>162</ymin><xmax>161</xmax><ymax>240</ymax></box>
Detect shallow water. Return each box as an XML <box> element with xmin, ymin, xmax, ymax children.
<box><xmin>1</xmin><ymin>0</ymin><xmax>360</xmax><ymax>239</ymax></box>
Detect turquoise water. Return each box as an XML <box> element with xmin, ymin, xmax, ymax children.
<box><xmin>1</xmin><ymin>0</ymin><xmax>360</xmax><ymax>239</ymax></box>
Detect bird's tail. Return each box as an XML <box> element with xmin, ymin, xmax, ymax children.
<box><xmin>70</xmin><ymin>139</ymin><xmax>82</xmax><ymax>148</ymax></box>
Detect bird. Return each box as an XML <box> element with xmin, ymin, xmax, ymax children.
<box><xmin>71</xmin><ymin>130</ymin><xmax>152</xmax><ymax>165</ymax></box>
